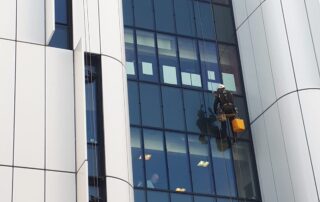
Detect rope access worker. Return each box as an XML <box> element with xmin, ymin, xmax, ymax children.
<box><xmin>213</xmin><ymin>84</ymin><xmax>237</xmax><ymax>142</ymax></box>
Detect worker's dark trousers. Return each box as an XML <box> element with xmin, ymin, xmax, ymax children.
<box><xmin>220</xmin><ymin>116</ymin><xmax>235</xmax><ymax>139</ymax></box>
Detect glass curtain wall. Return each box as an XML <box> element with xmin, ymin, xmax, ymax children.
<box><xmin>124</xmin><ymin>0</ymin><xmax>261</xmax><ymax>201</ymax></box>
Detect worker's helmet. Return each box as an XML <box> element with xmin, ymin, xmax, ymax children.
<box><xmin>218</xmin><ymin>84</ymin><xmax>225</xmax><ymax>89</ymax></box>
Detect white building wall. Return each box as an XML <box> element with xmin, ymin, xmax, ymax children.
<box><xmin>233</xmin><ymin>0</ymin><xmax>320</xmax><ymax>201</ymax></box>
<box><xmin>0</xmin><ymin>0</ymin><xmax>132</xmax><ymax>201</ymax></box>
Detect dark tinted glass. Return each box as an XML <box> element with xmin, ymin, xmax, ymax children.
<box><xmin>183</xmin><ymin>89</ymin><xmax>205</xmax><ymax>133</ymax></box>
<box><xmin>137</xmin><ymin>31</ymin><xmax>159</xmax><ymax>82</ymax></box>
<box><xmin>134</xmin><ymin>0</ymin><xmax>154</xmax><ymax>29</ymax></box>
<box><xmin>179</xmin><ymin>38</ymin><xmax>202</xmax><ymax>88</ymax></box>
<box><xmin>188</xmin><ymin>135</ymin><xmax>215</xmax><ymax>194</ymax></box>
<box><xmin>174</xmin><ymin>0</ymin><xmax>196</xmax><ymax>36</ymax></box>
<box><xmin>199</xmin><ymin>41</ymin><xmax>221</xmax><ymax>91</ymax></box>
<box><xmin>194</xmin><ymin>1</ymin><xmax>216</xmax><ymax>40</ymax></box>
<box><xmin>131</xmin><ymin>128</ymin><xmax>145</xmax><ymax>187</ymax></box>
<box><xmin>170</xmin><ymin>193</ymin><xmax>193</xmax><ymax>202</ymax></box>
<box><xmin>219</xmin><ymin>45</ymin><xmax>242</xmax><ymax>94</ymax></box>
<box><xmin>162</xmin><ymin>87</ymin><xmax>185</xmax><ymax>131</ymax></box>
<box><xmin>234</xmin><ymin>97</ymin><xmax>249</xmax><ymax>139</ymax></box>
<box><xmin>140</xmin><ymin>83</ymin><xmax>162</xmax><ymax>127</ymax></box>
<box><xmin>204</xmin><ymin>92</ymin><xmax>220</xmax><ymax>137</ymax></box>
<box><xmin>154</xmin><ymin>0</ymin><xmax>175</xmax><ymax>33</ymax></box>
<box><xmin>194</xmin><ymin>196</ymin><xmax>215</xmax><ymax>202</ymax></box>
<box><xmin>147</xmin><ymin>191</ymin><xmax>170</xmax><ymax>202</ymax></box>
<box><xmin>128</xmin><ymin>81</ymin><xmax>140</xmax><ymax>125</ymax></box>
<box><xmin>232</xmin><ymin>141</ymin><xmax>260</xmax><ymax>200</ymax></box>
<box><xmin>212</xmin><ymin>0</ymin><xmax>229</xmax><ymax>5</ymax></box>
<box><xmin>213</xmin><ymin>5</ymin><xmax>236</xmax><ymax>43</ymax></box>
<box><xmin>49</xmin><ymin>24</ymin><xmax>70</xmax><ymax>49</ymax></box>
<box><xmin>157</xmin><ymin>34</ymin><xmax>179</xmax><ymax>85</ymax></box>
<box><xmin>134</xmin><ymin>189</ymin><xmax>146</xmax><ymax>202</ymax></box>
<box><xmin>166</xmin><ymin>132</ymin><xmax>192</xmax><ymax>192</ymax></box>
<box><xmin>123</xmin><ymin>0</ymin><xmax>134</xmax><ymax>26</ymax></box>
<box><xmin>144</xmin><ymin>129</ymin><xmax>168</xmax><ymax>189</ymax></box>
<box><xmin>87</xmin><ymin>144</ymin><xmax>102</xmax><ymax>177</ymax></box>
<box><xmin>211</xmin><ymin>138</ymin><xmax>237</xmax><ymax>197</ymax></box>
<box><xmin>55</xmin><ymin>0</ymin><xmax>68</xmax><ymax>24</ymax></box>
<box><xmin>125</xmin><ymin>28</ymin><xmax>137</xmax><ymax>79</ymax></box>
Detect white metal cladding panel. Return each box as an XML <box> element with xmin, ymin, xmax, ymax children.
<box><xmin>13</xmin><ymin>168</ymin><xmax>44</xmax><ymax>202</ymax></box>
<box><xmin>46</xmin><ymin>0</ymin><xmax>55</xmax><ymax>45</ymax></box>
<box><xmin>0</xmin><ymin>40</ymin><xmax>15</xmax><ymax>165</ymax></box>
<box><xmin>99</xmin><ymin>0</ymin><xmax>123</xmax><ymax>62</ymax></box>
<box><xmin>305</xmin><ymin>0</ymin><xmax>320</xmax><ymax>76</ymax></box>
<box><xmin>232</xmin><ymin>0</ymin><xmax>247</xmax><ymax>29</ymax></box>
<box><xmin>251</xmin><ymin>117</ymin><xmax>278</xmax><ymax>202</ymax></box>
<box><xmin>237</xmin><ymin>21</ymin><xmax>262</xmax><ymax>121</ymax></box>
<box><xmin>264</xmin><ymin>104</ymin><xmax>295</xmax><ymax>202</ymax></box>
<box><xmin>261</xmin><ymin>0</ymin><xmax>296</xmax><ymax>98</ymax></box>
<box><xmin>278</xmin><ymin>92</ymin><xmax>319</xmax><ymax>202</ymax></box>
<box><xmin>101</xmin><ymin>56</ymin><xmax>130</xmax><ymax>182</ymax></box>
<box><xmin>17</xmin><ymin>0</ymin><xmax>45</xmax><ymax>44</ymax></box>
<box><xmin>72</xmin><ymin>0</ymin><xmax>85</xmax><ymax>49</ymax></box>
<box><xmin>77</xmin><ymin>161</ymin><xmax>89</xmax><ymax>202</ymax></box>
<box><xmin>299</xmin><ymin>90</ymin><xmax>320</xmax><ymax>199</ymax></box>
<box><xmin>14</xmin><ymin>43</ymin><xmax>45</xmax><ymax>169</ymax></box>
<box><xmin>84</xmin><ymin>0</ymin><xmax>100</xmax><ymax>54</ymax></box>
<box><xmin>106</xmin><ymin>177</ymin><xmax>133</xmax><ymax>202</ymax></box>
<box><xmin>74</xmin><ymin>40</ymin><xmax>87</xmax><ymax>170</ymax></box>
<box><xmin>0</xmin><ymin>166</ymin><xmax>12</xmax><ymax>202</ymax></box>
<box><xmin>46</xmin><ymin>47</ymin><xmax>75</xmax><ymax>172</ymax></box>
<box><xmin>46</xmin><ymin>171</ymin><xmax>76</xmax><ymax>202</ymax></box>
<box><xmin>245</xmin><ymin>0</ymin><xmax>261</xmax><ymax>16</ymax></box>
<box><xmin>281</xmin><ymin>0</ymin><xmax>320</xmax><ymax>89</ymax></box>
<box><xmin>249</xmin><ymin>8</ymin><xmax>276</xmax><ymax>109</ymax></box>
<box><xmin>0</xmin><ymin>0</ymin><xmax>16</xmax><ymax>40</ymax></box>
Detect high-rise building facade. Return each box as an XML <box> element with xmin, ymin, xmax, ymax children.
<box><xmin>1</xmin><ymin>0</ymin><xmax>319</xmax><ymax>202</ymax></box>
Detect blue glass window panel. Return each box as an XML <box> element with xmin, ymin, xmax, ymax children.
<box><xmin>157</xmin><ymin>34</ymin><xmax>179</xmax><ymax>85</ymax></box>
<box><xmin>137</xmin><ymin>31</ymin><xmax>159</xmax><ymax>82</ymax></box>
<box><xmin>134</xmin><ymin>0</ymin><xmax>154</xmax><ymax>29</ymax></box>
<box><xmin>128</xmin><ymin>81</ymin><xmax>140</xmax><ymax>125</ymax></box>
<box><xmin>55</xmin><ymin>0</ymin><xmax>68</xmax><ymax>24</ymax></box>
<box><xmin>183</xmin><ymin>89</ymin><xmax>205</xmax><ymax>133</ymax></box>
<box><xmin>123</xmin><ymin>0</ymin><xmax>134</xmax><ymax>26</ymax></box>
<box><xmin>212</xmin><ymin>0</ymin><xmax>229</xmax><ymax>5</ymax></box>
<box><xmin>87</xmin><ymin>144</ymin><xmax>102</xmax><ymax>177</ymax></box>
<box><xmin>210</xmin><ymin>138</ymin><xmax>237</xmax><ymax>197</ymax></box>
<box><xmin>232</xmin><ymin>141</ymin><xmax>260</xmax><ymax>200</ymax></box>
<box><xmin>194</xmin><ymin>196</ymin><xmax>216</xmax><ymax>202</ymax></box>
<box><xmin>194</xmin><ymin>1</ymin><xmax>216</xmax><ymax>40</ymax></box>
<box><xmin>125</xmin><ymin>28</ymin><xmax>137</xmax><ymax>79</ymax></box>
<box><xmin>147</xmin><ymin>191</ymin><xmax>169</xmax><ymax>202</ymax></box>
<box><xmin>213</xmin><ymin>5</ymin><xmax>236</xmax><ymax>43</ymax></box>
<box><xmin>154</xmin><ymin>0</ymin><xmax>175</xmax><ymax>33</ymax></box>
<box><xmin>174</xmin><ymin>0</ymin><xmax>196</xmax><ymax>36</ymax></box>
<box><xmin>131</xmin><ymin>128</ymin><xmax>145</xmax><ymax>187</ymax></box>
<box><xmin>234</xmin><ymin>97</ymin><xmax>250</xmax><ymax>139</ymax></box>
<box><xmin>85</xmin><ymin>69</ymin><xmax>99</xmax><ymax>143</ymax></box>
<box><xmin>216</xmin><ymin>199</ymin><xmax>233</xmax><ymax>202</ymax></box>
<box><xmin>140</xmin><ymin>83</ymin><xmax>162</xmax><ymax>127</ymax></box>
<box><xmin>188</xmin><ymin>135</ymin><xmax>215</xmax><ymax>194</ymax></box>
<box><xmin>199</xmin><ymin>41</ymin><xmax>221</xmax><ymax>91</ymax></box>
<box><xmin>170</xmin><ymin>193</ymin><xmax>193</xmax><ymax>202</ymax></box>
<box><xmin>178</xmin><ymin>38</ymin><xmax>202</xmax><ymax>87</ymax></box>
<box><xmin>166</xmin><ymin>132</ymin><xmax>192</xmax><ymax>192</ymax></box>
<box><xmin>134</xmin><ymin>190</ymin><xmax>146</xmax><ymax>202</ymax></box>
<box><xmin>144</xmin><ymin>129</ymin><xmax>168</xmax><ymax>189</ymax></box>
<box><xmin>204</xmin><ymin>92</ymin><xmax>220</xmax><ymax>136</ymax></box>
<box><xmin>162</xmin><ymin>87</ymin><xmax>185</xmax><ymax>131</ymax></box>
<box><xmin>49</xmin><ymin>24</ymin><xmax>70</xmax><ymax>49</ymax></box>
<box><xmin>219</xmin><ymin>44</ymin><xmax>242</xmax><ymax>95</ymax></box>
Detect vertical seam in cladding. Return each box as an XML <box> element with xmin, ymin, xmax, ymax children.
<box><xmin>11</xmin><ymin>0</ymin><xmax>18</xmax><ymax>200</ymax></box>
<box><xmin>279</xmin><ymin>0</ymin><xmax>320</xmax><ymax>200</ymax></box>
<box><xmin>302</xmin><ymin>0</ymin><xmax>320</xmax><ymax>80</ymax></box>
<box><xmin>246</xmin><ymin>4</ymin><xmax>280</xmax><ymax>202</ymax></box>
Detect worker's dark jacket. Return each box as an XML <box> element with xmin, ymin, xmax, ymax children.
<box><xmin>214</xmin><ymin>90</ymin><xmax>235</xmax><ymax>114</ymax></box>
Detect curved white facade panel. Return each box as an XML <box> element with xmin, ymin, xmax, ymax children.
<box><xmin>233</xmin><ymin>0</ymin><xmax>320</xmax><ymax>201</ymax></box>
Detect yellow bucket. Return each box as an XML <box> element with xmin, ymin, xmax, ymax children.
<box><xmin>232</xmin><ymin>118</ymin><xmax>245</xmax><ymax>133</ymax></box>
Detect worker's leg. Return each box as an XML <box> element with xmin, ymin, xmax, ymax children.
<box><xmin>229</xmin><ymin>116</ymin><xmax>236</xmax><ymax>143</ymax></box>
<box><xmin>220</xmin><ymin>121</ymin><xmax>228</xmax><ymax>139</ymax></box>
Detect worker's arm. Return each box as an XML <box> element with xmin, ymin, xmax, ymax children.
<box><xmin>213</xmin><ymin>96</ymin><xmax>219</xmax><ymax>114</ymax></box>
